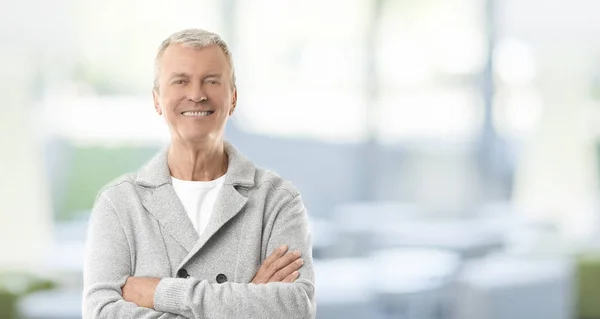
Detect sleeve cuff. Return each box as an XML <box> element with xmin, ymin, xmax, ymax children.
<box><xmin>154</xmin><ymin>277</ymin><xmax>192</xmax><ymax>314</ymax></box>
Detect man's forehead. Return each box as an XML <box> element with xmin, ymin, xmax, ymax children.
<box><xmin>160</xmin><ymin>45</ymin><xmax>228</xmax><ymax>70</ymax></box>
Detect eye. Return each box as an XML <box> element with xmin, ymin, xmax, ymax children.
<box><xmin>173</xmin><ymin>79</ymin><xmax>187</xmax><ymax>85</ymax></box>
<box><xmin>206</xmin><ymin>79</ymin><xmax>220</xmax><ymax>85</ymax></box>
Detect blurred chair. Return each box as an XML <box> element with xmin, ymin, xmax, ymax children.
<box><xmin>308</xmin><ymin>217</ymin><xmax>339</xmax><ymax>260</ymax></box>
<box><xmin>331</xmin><ymin>202</ymin><xmax>422</xmax><ymax>258</ymax></box>
<box><xmin>455</xmin><ymin>255</ymin><xmax>574</xmax><ymax>319</ymax></box>
<box><xmin>14</xmin><ymin>222</ymin><xmax>86</xmax><ymax>319</ymax></box>
<box><xmin>17</xmin><ymin>289</ymin><xmax>82</xmax><ymax>319</ymax></box>
<box><xmin>38</xmin><ymin>220</ymin><xmax>88</xmax><ymax>289</ymax></box>
<box><xmin>314</xmin><ymin>258</ymin><xmax>375</xmax><ymax>319</ymax></box>
<box><xmin>370</xmin><ymin>248</ymin><xmax>462</xmax><ymax>319</ymax></box>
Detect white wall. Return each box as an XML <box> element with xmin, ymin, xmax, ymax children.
<box><xmin>504</xmin><ymin>0</ymin><xmax>600</xmax><ymax>240</ymax></box>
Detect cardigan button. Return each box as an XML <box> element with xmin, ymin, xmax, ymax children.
<box><xmin>177</xmin><ymin>269</ymin><xmax>189</xmax><ymax>278</ymax></box>
<box><xmin>216</xmin><ymin>273</ymin><xmax>227</xmax><ymax>283</ymax></box>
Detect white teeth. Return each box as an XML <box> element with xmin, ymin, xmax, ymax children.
<box><xmin>182</xmin><ymin>111</ymin><xmax>213</xmax><ymax>117</ymax></box>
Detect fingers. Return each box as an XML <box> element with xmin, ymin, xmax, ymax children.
<box><xmin>269</xmin><ymin>256</ymin><xmax>303</xmax><ymax>283</ymax></box>
<box><xmin>252</xmin><ymin>247</ymin><xmax>304</xmax><ymax>284</ymax></box>
<box><xmin>251</xmin><ymin>245</ymin><xmax>288</xmax><ymax>284</ymax></box>
<box><xmin>252</xmin><ymin>245</ymin><xmax>288</xmax><ymax>284</ymax></box>
<box><xmin>263</xmin><ymin>245</ymin><xmax>288</xmax><ymax>268</ymax></box>
<box><xmin>281</xmin><ymin>271</ymin><xmax>300</xmax><ymax>283</ymax></box>
<box><xmin>267</xmin><ymin>250</ymin><xmax>301</xmax><ymax>275</ymax></box>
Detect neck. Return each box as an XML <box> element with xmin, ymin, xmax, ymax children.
<box><xmin>168</xmin><ymin>139</ymin><xmax>228</xmax><ymax>181</ymax></box>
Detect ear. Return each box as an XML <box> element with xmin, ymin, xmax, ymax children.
<box><xmin>152</xmin><ymin>89</ymin><xmax>162</xmax><ymax>115</ymax></box>
<box><xmin>229</xmin><ymin>88</ymin><xmax>237</xmax><ymax>116</ymax></box>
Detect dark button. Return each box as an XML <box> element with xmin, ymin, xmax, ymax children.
<box><xmin>177</xmin><ymin>269</ymin><xmax>189</xmax><ymax>278</ymax></box>
<box><xmin>216</xmin><ymin>273</ymin><xmax>227</xmax><ymax>283</ymax></box>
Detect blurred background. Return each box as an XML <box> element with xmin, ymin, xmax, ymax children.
<box><xmin>2</xmin><ymin>0</ymin><xmax>600</xmax><ymax>318</ymax></box>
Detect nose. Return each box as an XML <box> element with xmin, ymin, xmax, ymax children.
<box><xmin>187</xmin><ymin>84</ymin><xmax>207</xmax><ymax>103</ymax></box>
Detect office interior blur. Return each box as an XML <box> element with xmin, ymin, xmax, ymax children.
<box><xmin>2</xmin><ymin>0</ymin><xmax>600</xmax><ymax>318</ymax></box>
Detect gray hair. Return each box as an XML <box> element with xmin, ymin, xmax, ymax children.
<box><xmin>153</xmin><ymin>28</ymin><xmax>236</xmax><ymax>91</ymax></box>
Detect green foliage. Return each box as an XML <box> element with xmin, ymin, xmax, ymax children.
<box><xmin>576</xmin><ymin>251</ymin><xmax>600</xmax><ymax>319</ymax></box>
<box><xmin>0</xmin><ymin>291</ymin><xmax>18</xmax><ymax>319</ymax></box>
<box><xmin>0</xmin><ymin>273</ymin><xmax>57</xmax><ymax>319</ymax></box>
<box><xmin>56</xmin><ymin>145</ymin><xmax>158</xmax><ymax>221</ymax></box>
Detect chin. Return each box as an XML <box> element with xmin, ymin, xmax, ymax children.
<box><xmin>181</xmin><ymin>131</ymin><xmax>222</xmax><ymax>144</ymax></box>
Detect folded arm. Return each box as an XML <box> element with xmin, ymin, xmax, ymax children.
<box><xmin>84</xmin><ymin>191</ymin><xmax>315</xmax><ymax>319</ymax></box>
<box><xmin>83</xmin><ymin>193</ymin><xmax>187</xmax><ymax>319</ymax></box>
<box><xmin>153</xmin><ymin>193</ymin><xmax>316</xmax><ymax>319</ymax></box>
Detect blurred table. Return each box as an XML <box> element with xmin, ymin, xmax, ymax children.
<box><xmin>370</xmin><ymin>248</ymin><xmax>462</xmax><ymax>319</ymax></box>
<box><xmin>455</xmin><ymin>255</ymin><xmax>574</xmax><ymax>319</ymax></box>
<box><xmin>379</xmin><ymin>220</ymin><xmax>506</xmax><ymax>259</ymax></box>
<box><xmin>314</xmin><ymin>258</ymin><xmax>375</xmax><ymax>319</ymax></box>
<box><xmin>330</xmin><ymin>202</ymin><xmax>423</xmax><ymax>258</ymax></box>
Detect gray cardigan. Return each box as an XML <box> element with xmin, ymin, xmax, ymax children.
<box><xmin>82</xmin><ymin>142</ymin><xmax>316</xmax><ymax>319</ymax></box>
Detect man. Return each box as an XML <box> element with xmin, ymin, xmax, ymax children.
<box><xmin>82</xmin><ymin>28</ymin><xmax>315</xmax><ymax>318</ymax></box>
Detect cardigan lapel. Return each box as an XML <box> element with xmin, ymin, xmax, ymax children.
<box><xmin>135</xmin><ymin>141</ymin><xmax>256</xmax><ymax>263</ymax></box>
<box><xmin>136</xmin><ymin>148</ymin><xmax>198</xmax><ymax>253</ymax></box>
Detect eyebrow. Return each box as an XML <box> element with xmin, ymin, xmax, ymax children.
<box><xmin>203</xmin><ymin>73</ymin><xmax>223</xmax><ymax>79</ymax></box>
<box><xmin>168</xmin><ymin>72</ymin><xmax>190</xmax><ymax>80</ymax></box>
<box><xmin>168</xmin><ymin>73</ymin><xmax>223</xmax><ymax>80</ymax></box>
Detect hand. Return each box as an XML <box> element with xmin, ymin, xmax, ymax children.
<box><xmin>251</xmin><ymin>245</ymin><xmax>304</xmax><ymax>284</ymax></box>
<box><xmin>122</xmin><ymin>277</ymin><xmax>161</xmax><ymax>309</ymax></box>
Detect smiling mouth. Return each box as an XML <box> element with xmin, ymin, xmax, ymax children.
<box><xmin>181</xmin><ymin>111</ymin><xmax>214</xmax><ymax>117</ymax></box>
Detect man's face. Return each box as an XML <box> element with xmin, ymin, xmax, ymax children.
<box><xmin>153</xmin><ymin>44</ymin><xmax>237</xmax><ymax>143</ymax></box>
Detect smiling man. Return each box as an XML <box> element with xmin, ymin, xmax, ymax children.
<box><xmin>82</xmin><ymin>29</ymin><xmax>316</xmax><ymax>319</ymax></box>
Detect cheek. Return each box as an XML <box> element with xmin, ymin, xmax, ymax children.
<box><xmin>161</xmin><ymin>93</ymin><xmax>184</xmax><ymax>110</ymax></box>
<box><xmin>159</xmin><ymin>100</ymin><xmax>179</xmax><ymax>122</ymax></box>
<box><xmin>213</xmin><ymin>91</ymin><xmax>232</xmax><ymax>106</ymax></box>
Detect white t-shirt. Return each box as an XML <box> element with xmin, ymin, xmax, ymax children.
<box><xmin>171</xmin><ymin>174</ymin><xmax>227</xmax><ymax>236</ymax></box>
